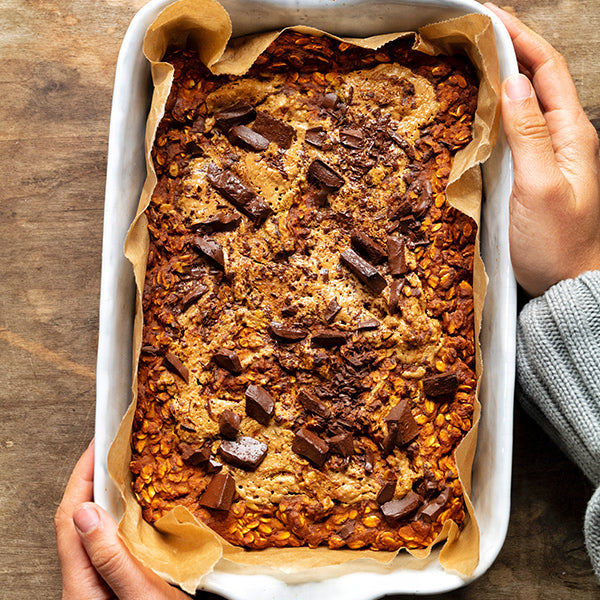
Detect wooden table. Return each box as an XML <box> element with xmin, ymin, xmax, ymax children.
<box><xmin>1</xmin><ymin>1</ymin><xmax>598</xmax><ymax>597</ymax></box>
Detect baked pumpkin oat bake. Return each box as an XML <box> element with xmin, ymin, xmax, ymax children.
<box><xmin>130</xmin><ymin>30</ymin><xmax>479</xmax><ymax>552</ymax></box>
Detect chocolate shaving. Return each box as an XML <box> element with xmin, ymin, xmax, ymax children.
<box><xmin>163</xmin><ymin>352</ymin><xmax>189</xmax><ymax>383</ymax></box>
<box><xmin>192</xmin><ymin>236</ymin><xmax>225</xmax><ymax>269</ymax></box>
<box><xmin>351</xmin><ymin>230</ymin><xmax>387</xmax><ymax>264</ymax></box>
<box><xmin>387</xmin><ymin>235</ymin><xmax>407</xmax><ymax>276</ymax></box>
<box><xmin>340</xmin><ymin>248</ymin><xmax>387</xmax><ymax>295</ymax></box>
<box><xmin>207</xmin><ymin>164</ymin><xmax>272</xmax><ymax>223</ymax></box>
<box><xmin>253</xmin><ymin>111</ymin><xmax>295</xmax><ymax>149</ymax></box>
<box><xmin>218</xmin><ymin>409</ymin><xmax>241</xmax><ymax>440</ymax></box>
<box><xmin>311</xmin><ymin>329</ymin><xmax>347</xmax><ymax>348</ymax></box>
<box><xmin>245</xmin><ymin>384</ymin><xmax>275</xmax><ymax>425</ymax></box>
<box><xmin>199</xmin><ymin>472</ymin><xmax>236</xmax><ymax>510</ymax></box>
<box><xmin>388</xmin><ymin>131</ymin><xmax>416</xmax><ymax>160</ymax></box>
<box><xmin>227</xmin><ymin>125</ymin><xmax>270</xmax><ymax>152</ymax></box>
<box><xmin>307</xmin><ymin>159</ymin><xmax>344</xmax><ymax>190</ymax></box>
<box><xmin>212</xmin><ymin>348</ymin><xmax>242</xmax><ymax>375</ymax></box>
<box><xmin>381</xmin><ymin>491</ymin><xmax>423</xmax><ymax>522</ymax></box>
<box><xmin>292</xmin><ymin>427</ymin><xmax>329</xmax><ymax>468</ymax></box>
<box><xmin>268</xmin><ymin>321</ymin><xmax>308</xmax><ymax>342</ymax></box>
<box><xmin>298</xmin><ymin>389</ymin><xmax>331</xmax><ymax>419</ymax></box>
<box><xmin>214</xmin><ymin>103</ymin><xmax>256</xmax><ymax>132</ymax></box>
<box><xmin>422</xmin><ymin>372</ymin><xmax>459</xmax><ymax>397</ymax></box>
<box><xmin>218</xmin><ymin>436</ymin><xmax>268</xmax><ymax>471</ymax></box>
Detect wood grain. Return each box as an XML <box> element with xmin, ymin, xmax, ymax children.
<box><xmin>1</xmin><ymin>1</ymin><xmax>598</xmax><ymax>598</ymax></box>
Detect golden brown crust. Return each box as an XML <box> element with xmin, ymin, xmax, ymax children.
<box><xmin>130</xmin><ymin>31</ymin><xmax>478</xmax><ymax>551</ymax></box>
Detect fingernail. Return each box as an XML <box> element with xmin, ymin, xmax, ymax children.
<box><xmin>73</xmin><ymin>505</ymin><xmax>100</xmax><ymax>534</ymax></box>
<box><xmin>505</xmin><ymin>74</ymin><xmax>532</xmax><ymax>101</ymax></box>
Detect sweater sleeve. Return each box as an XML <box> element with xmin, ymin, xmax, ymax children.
<box><xmin>517</xmin><ymin>270</ymin><xmax>600</xmax><ymax>581</ymax></box>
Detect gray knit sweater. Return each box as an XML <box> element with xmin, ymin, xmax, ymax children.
<box><xmin>517</xmin><ymin>270</ymin><xmax>600</xmax><ymax>581</ymax></box>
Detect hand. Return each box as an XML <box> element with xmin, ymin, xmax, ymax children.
<box><xmin>55</xmin><ymin>440</ymin><xmax>190</xmax><ymax>599</ymax></box>
<box><xmin>485</xmin><ymin>3</ymin><xmax>600</xmax><ymax>297</ymax></box>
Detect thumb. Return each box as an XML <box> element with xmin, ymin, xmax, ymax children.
<box><xmin>501</xmin><ymin>73</ymin><xmax>566</xmax><ymax>201</ymax></box>
<box><xmin>73</xmin><ymin>503</ymin><xmax>184</xmax><ymax>599</ymax></box>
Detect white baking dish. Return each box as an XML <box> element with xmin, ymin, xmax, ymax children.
<box><xmin>95</xmin><ymin>0</ymin><xmax>517</xmax><ymax>596</ymax></box>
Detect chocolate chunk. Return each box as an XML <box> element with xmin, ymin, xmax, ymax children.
<box><xmin>413</xmin><ymin>194</ymin><xmax>432</xmax><ymax>219</ymax></box>
<box><xmin>197</xmin><ymin>212</ymin><xmax>241</xmax><ymax>231</ymax></box>
<box><xmin>305</xmin><ymin>126</ymin><xmax>327</xmax><ymax>148</ymax></box>
<box><xmin>340</xmin><ymin>248</ymin><xmax>387</xmax><ymax>295</ymax></box>
<box><xmin>363</xmin><ymin>446</ymin><xmax>375</xmax><ymax>474</ymax></box>
<box><xmin>181</xmin><ymin>284</ymin><xmax>208</xmax><ymax>311</ymax></box>
<box><xmin>192</xmin><ymin>236</ymin><xmax>225</xmax><ymax>269</ymax></box>
<box><xmin>307</xmin><ymin>159</ymin><xmax>344</xmax><ymax>190</ymax></box>
<box><xmin>340</xmin><ymin>128</ymin><xmax>364</xmax><ymax>149</ymax></box>
<box><xmin>214</xmin><ymin>103</ymin><xmax>256</xmax><ymax>132</ymax></box>
<box><xmin>298</xmin><ymin>389</ymin><xmax>331</xmax><ymax>419</ymax></box>
<box><xmin>199</xmin><ymin>472</ymin><xmax>236</xmax><ymax>510</ymax></box>
<box><xmin>268</xmin><ymin>321</ymin><xmax>308</xmax><ymax>342</ymax></box>
<box><xmin>163</xmin><ymin>352</ymin><xmax>189</xmax><ymax>383</ymax></box>
<box><xmin>280</xmin><ymin>304</ymin><xmax>298</xmax><ymax>317</ymax></box>
<box><xmin>327</xmin><ymin>432</ymin><xmax>354</xmax><ymax>457</ymax></box>
<box><xmin>179</xmin><ymin>444</ymin><xmax>210</xmax><ymax>466</ymax></box>
<box><xmin>338</xmin><ymin>520</ymin><xmax>356</xmax><ymax>539</ymax></box>
<box><xmin>245</xmin><ymin>384</ymin><xmax>275</xmax><ymax>425</ymax></box>
<box><xmin>206</xmin><ymin>458</ymin><xmax>223</xmax><ymax>474</ymax></box>
<box><xmin>351</xmin><ymin>230</ymin><xmax>387</xmax><ymax>264</ymax></box>
<box><xmin>385</xmin><ymin>399</ymin><xmax>419</xmax><ymax>446</ymax></box>
<box><xmin>376</xmin><ymin>479</ymin><xmax>397</xmax><ymax>505</ymax></box>
<box><xmin>218</xmin><ymin>436</ymin><xmax>268</xmax><ymax>470</ymax></box>
<box><xmin>227</xmin><ymin>125</ymin><xmax>270</xmax><ymax>152</ymax></box>
<box><xmin>356</xmin><ymin>318</ymin><xmax>380</xmax><ymax>331</ymax></box>
<box><xmin>292</xmin><ymin>427</ymin><xmax>329</xmax><ymax>467</ymax></box>
<box><xmin>253</xmin><ymin>111</ymin><xmax>295</xmax><ymax>149</ymax></box>
<box><xmin>141</xmin><ymin>344</ymin><xmax>161</xmax><ymax>355</ymax></box>
<box><xmin>381</xmin><ymin>491</ymin><xmax>423</xmax><ymax>522</ymax></box>
<box><xmin>212</xmin><ymin>348</ymin><xmax>242</xmax><ymax>375</ymax></box>
<box><xmin>387</xmin><ymin>235</ymin><xmax>407</xmax><ymax>276</ymax></box>
<box><xmin>389</xmin><ymin>279</ymin><xmax>404</xmax><ymax>315</ymax></box>
<box><xmin>422</xmin><ymin>372</ymin><xmax>459</xmax><ymax>397</ymax></box>
<box><xmin>207</xmin><ymin>164</ymin><xmax>272</xmax><ymax>223</ymax></box>
<box><xmin>322</xmin><ymin>92</ymin><xmax>340</xmax><ymax>109</ymax></box>
<box><xmin>418</xmin><ymin>487</ymin><xmax>451</xmax><ymax>522</ymax></box>
<box><xmin>388</xmin><ymin>131</ymin><xmax>416</xmax><ymax>160</ymax></box>
<box><xmin>311</xmin><ymin>329</ymin><xmax>347</xmax><ymax>348</ymax></box>
<box><xmin>185</xmin><ymin>138</ymin><xmax>204</xmax><ymax>156</ymax></box>
<box><xmin>218</xmin><ymin>409</ymin><xmax>241</xmax><ymax>440</ymax></box>
<box><xmin>323</xmin><ymin>298</ymin><xmax>341</xmax><ymax>323</ymax></box>
<box><xmin>387</xmin><ymin>198</ymin><xmax>412</xmax><ymax>221</ymax></box>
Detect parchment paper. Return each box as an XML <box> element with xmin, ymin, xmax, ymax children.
<box><xmin>109</xmin><ymin>0</ymin><xmax>500</xmax><ymax>592</ymax></box>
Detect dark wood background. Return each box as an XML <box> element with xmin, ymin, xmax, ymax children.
<box><xmin>1</xmin><ymin>1</ymin><xmax>598</xmax><ymax>598</ymax></box>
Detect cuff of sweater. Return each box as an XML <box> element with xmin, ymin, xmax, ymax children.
<box><xmin>517</xmin><ymin>271</ymin><xmax>600</xmax><ymax>485</ymax></box>
<box><xmin>585</xmin><ymin>485</ymin><xmax>600</xmax><ymax>583</ymax></box>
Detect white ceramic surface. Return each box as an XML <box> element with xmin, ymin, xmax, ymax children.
<box><xmin>95</xmin><ymin>0</ymin><xmax>518</xmax><ymax>596</ymax></box>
